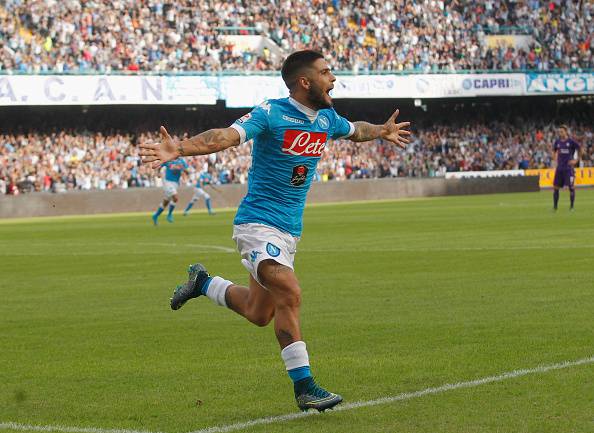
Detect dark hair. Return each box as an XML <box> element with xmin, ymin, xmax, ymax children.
<box><xmin>281</xmin><ymin>50</ymin><xmax>325</xmax><ymax>90</ymax></box>
<box><xmin>559</xmin><ymin>124</ymin><xmax>570</xmax><ymax>132</ymax></box>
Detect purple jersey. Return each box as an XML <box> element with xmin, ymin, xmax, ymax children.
<box><xmin>553</xmin><ymin>138</ymin><xmax>580</xmax><ymax>169</ymax></box>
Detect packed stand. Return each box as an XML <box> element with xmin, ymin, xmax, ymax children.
<box><xmin>1</xmin><ymin>123</ymin><xmax>592</xmax><ymax>195</ymax></box>
<box><xmin>1</xmin><ymin>0</ymin><xmax>592</xmax><ymax>73</ymax></box>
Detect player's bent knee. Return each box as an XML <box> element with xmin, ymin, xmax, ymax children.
<box><xmin>274</xmin><ymin>286</ymin><xmax>301</xmax><ymax>309</ymax></box>
<box><xmin>251</xmin><ymin>312</ymin><xmax>274</xmax><ymax>327</ymax></box>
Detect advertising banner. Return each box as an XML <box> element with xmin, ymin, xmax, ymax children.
<box><xmin>525</xmin><ymin>73</ymin><xmax>594</xmax><ymax>94</ymax></box>
<box><xmin>524</xmin><ymin>167</ymin><xmax>594</xmax><ymax>188</ymax></box>
<box><xmin>1</xmin><ymin>72</ymin><xmax>592</xmax><ymax>107</ymax></box>
<box><xmin>411</xmin><ymin>74</ymin><xmax>526</xmax><ymax>98</ymax></box>
<box><xmin>223</xmin><ymin>73</ymin><xmax>527</xmax><ymax>106</ymax></box>
<box><xmin>0</xmin><ymin>75</ymin><xmax>218</xmax><ymax>105</ymax></box>
<box><xmin>445</xmin><ymin>170</ymin><xmax>525</xmax><ymax>179</ymax></box>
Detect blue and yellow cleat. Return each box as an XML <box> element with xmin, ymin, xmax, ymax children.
<box><xmin>294</xmin><ymin>377</ymin><xmax>343</xmax><ymax>412</ymax></box>
<box><xmin>170</xmin><ymin>263</ymin><xmax>211</xmax><ymax>310</ymax></box>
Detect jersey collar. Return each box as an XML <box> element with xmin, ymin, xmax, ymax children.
<box><xmin>289</xmin><ymin>97</ymin><xmax>318</xmax><ymax>123</ymax></box>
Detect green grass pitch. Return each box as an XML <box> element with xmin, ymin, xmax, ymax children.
<box><xmin>1</xmin><ymin>190</ymin><xmax>593</xmax><ymax>433</ymax></box>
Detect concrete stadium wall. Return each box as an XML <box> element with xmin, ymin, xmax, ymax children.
<box><xmin>0</xmin><ymin>176</ymin><xmax>539</xmax><ymax>219</ymax></box>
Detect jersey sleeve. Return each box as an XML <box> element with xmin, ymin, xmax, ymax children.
<box><xmin>331</xmin><ymin>110</ymin><xmax>355</xmax><ymax>139</ymax></box>
<box><xmin>230</xmin><ymin>102</ymin><xmax>271</xmax><ymax>144</ymax></box>
<box><xmin>553</xmin><ymin>140</ymin><xmax>559</xmax><ymax>152</ymax></box>
<box><xmin>571</xmin><ymin>139</ymin><xmax>581</xmax><ymax>151</ymax></box>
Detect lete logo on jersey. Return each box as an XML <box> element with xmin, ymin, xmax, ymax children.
<box><xmin>282</xmin><ymin>130</ymin><xmax>328</xmax><ymax>157</ymax></box>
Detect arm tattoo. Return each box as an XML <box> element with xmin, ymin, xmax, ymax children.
<box><xmin>350</xmin><ymin>121</ymin><xmax>381</xmax><ymax>143</ymax></box>
<box><xmin>181</xmin><ymin>128</ymin><xmax>235</xmax><ymax>156</ymax></box>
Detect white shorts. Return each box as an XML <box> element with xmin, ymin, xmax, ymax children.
<box><xmin>163</xmin><ymin>180</ymin><xmax>178</xmax><ymax>199</ymax></box>
<box><xmin>232</xmin><ymin>223</ymin><xmax>299</xmax><ymax>286</ymax></box>
<box><xmin>192</xmin><ymin>187</ymin><xmax>210</xmax><ymax>201</ymax></box>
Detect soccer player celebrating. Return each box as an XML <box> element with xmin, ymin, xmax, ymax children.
<box><xmin>183</xmin><ymin>168</ymin><xmax>217</xmax><ymax>216</ymax></box>
<box><xmin>152</xmin><ymin>157</ymin><xmax>188</xmax><ymax>224</ymax></box>
<box><xmin>552</xmin><ymin>125</ymin><xmax>581</xmax><ymax>211</ymax></box>
<box><xmin>140</xmin><ymin>50</ymin><xmax>411</xmax><ymax>411</ymax></box>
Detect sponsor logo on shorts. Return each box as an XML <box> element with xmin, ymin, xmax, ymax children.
<box><xmin>291</xmin><ymin>165</ymin><xmax>309</xmax><ymax>187</ymax></box>
<box><xmin>282</xmin><ymin>130</ymin><xmax>328</xmax><ymax>157</ymax></box>
<box><xmin>266</xmin><ymin>243</ymin><xmax>281</xmax><ymax>257</ymax></box>
<box><xmin>282</xmin><ymin>115</ymin><xmax>305</xmax><ymax>124</ymax></box>
<box><xmin>250</xmin><ymin>250</ymin><xmax>262</xmax><ymax>262</ymax></box>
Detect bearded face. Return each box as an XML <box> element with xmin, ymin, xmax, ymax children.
<box><xmin>306</xmin><ymin>76</ymin><xmax>333</xmax><ymax>110</ymax></box>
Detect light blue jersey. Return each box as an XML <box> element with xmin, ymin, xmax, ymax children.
<box><xmin>231</xmin><ymin>97</ymin><xmax>354</xmax><ymax>237</ymax></box>
<box><xmin>196</xmin><ymin>172</ymin><xmax>212</xmax><ymax>189</ymax></box>
<box><xmin>163</xmin><ymin>159</ymin><xmax>188</xmax><ymax>183</ymax></box>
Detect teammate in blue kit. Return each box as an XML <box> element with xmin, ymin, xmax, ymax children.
<box><xmin>552</xmin><ymin>125</ymin><xmax>581</xmax><ymax>211</ymax></box>
<box><xmin>140</xmin><ymin>50</ymin><xmax>411</xmax><ymax>412</ymax></box>
<box><xmin>183</xmin><ymin>169</ymin><xmax>217</xmax><ymax>216</ymax></box>
<box><xmin>152</xmin><ymin>158</ymin><xmax>188</xmax><ymax>225</ymax></box>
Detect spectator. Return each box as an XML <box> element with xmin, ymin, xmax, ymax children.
<box><xmin>0</xmin><ymin>1</ymin><xmax>591</xmax><ymax>73</ymax></box>
<box><xmin>1</xmin><ymin>122</ymin><xmax>592</xmax><ymax>195</ymax></box>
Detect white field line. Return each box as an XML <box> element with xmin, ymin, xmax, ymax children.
<box><xmin>1</xmin><ymin>356</ymin><xmax>593</xmax><ymax>433</ymax></box>
<box><xmin>188</xmin><ymin>355</ymin><xmax>594</xmax><ymax>433</ymax></box>
<box><xmin>1</xmin><ymin>242</ymin><xmax>236</xmax><ymax>255</ymax></box>
<box><xmin>0</xmin><ymin>423</ymin><xmax>164</xmax><ymax>433</ymax></box>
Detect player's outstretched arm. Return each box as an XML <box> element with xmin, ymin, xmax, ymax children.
<box><xmin>349</xmin><ymin>109</ymin><xmax>411</xmax><ymax>148</ymax></box>
<box><xmin>140</xmin><ymin>126</ymin><xmax>240</xmax><ymax>169</ymax></box>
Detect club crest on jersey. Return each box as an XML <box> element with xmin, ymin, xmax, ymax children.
<box><xmin>291</xmin><ymin>164</ymin><xmax>309</xmax><ymax>187</ymax></box>
<box><xmin>318</xmin><ymin>115</ymin><xmax>329</xmax><ymax>130</ymax></box>
<box><xmin>266</xmin><ymin>243</ymin><xmax>281</xmax><ymax>257</ymax></box>
<box><xmin>237</xmin><ymin>113</ymin><xmax>251</xmax><ymax>124</ymax></box>
<box><xmin>282</xmin><ymin>130</ymin><xmax>328</xmax><ymax>157</ymax></box>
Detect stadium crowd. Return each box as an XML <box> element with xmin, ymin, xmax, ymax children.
<box><xmin>1</xmin><ymin>123</ymin><xmax>592</xmax><ymax>195</ymax></box>
<box><xmin>1</xmin><ymin>0</ymin><xmax>592</xmax><ymax>73</ymax></box>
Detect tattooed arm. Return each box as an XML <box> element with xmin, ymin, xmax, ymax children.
<box><xmin>349</xmin><ymin>121</ymin><xmax>384</xmax><ymax>142</ymax></box>
<box><xmin>349</xmin><ymin>110</ymin><xmax>411</xmax><ymax>148</ymax></box>
<box><xmin>177</xmin><ymin>128</ymin><xmax>240</xmax><ymax>156</ymax></box>
<box><xmin>140</xmin><ymin>126</ymin><xmax>240</xmax><ymax>169</ymax></box>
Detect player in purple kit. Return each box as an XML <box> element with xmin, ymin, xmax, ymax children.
<box><xmin>552</xmin><ymin>125</ymin><xmax>581</xmax><ymax>211</ymax></box>
<box><xmin>139</xmin><ymin>50</ymin><xmax>411</xmax><ymax>412</ymax></box>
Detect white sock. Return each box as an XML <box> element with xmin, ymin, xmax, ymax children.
<box><xmin>281</xmin><ymin>341</ymin><xmax>310</xmax><ymax>370</ymax></box>
<box><xmin>205</xmin><ymin>276</ymin><xmax>232</xmax><ymax>307</ymax></box>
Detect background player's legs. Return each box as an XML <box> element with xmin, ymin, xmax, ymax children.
<box><xmin>570</xmin><ymin>188</ymin><xmax>575</xmax><ymax>209</ymax></box>
<box><xmin>553</xmin><ymin>187</ymin><xmax>560</xmax><ymax>210</ymax></box>
<box><xmin>205</xmin><ymin>196</ymin><xmax>214</xmax><ymax>215</ymax></box>
<box><xmin>184</xmin><ymin>191</ymin><xmax>199</xmax><ymax>215</ymax></box>
<box><xmin>184</xmin><ymin>190</ymin><xmax>214</xmax><ymax>215</ymax></box>
<box><xmin>224</xmin><ymin>275</ymin><xmax>275</xmax><ymax>326</ymax></box>
<box><xmin>153</xmin><ymin>198</ymin><xmax>170</xmax><ymax>224</ymax></box>
<box><xmin>167</xmin><ymin>194</ymin><xmax>178</xmax><ymax>222</ymax></box>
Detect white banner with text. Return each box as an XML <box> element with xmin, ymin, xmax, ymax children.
<box><xmin>0</xmin><ymin>75</ymin><xmax>218</xmax><ymax>105</ymax></box>
<box><xmin>1</xmin><ymin>72</ymin><xmax>592</xmax><ymax>107</ymax></box>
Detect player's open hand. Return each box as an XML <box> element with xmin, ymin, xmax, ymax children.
<box><xmin>139</xmin><ymin>126</ymin><xmax>180</xmax><ymax>169</ymax></box>
<box><xmin>380</xmin><ymin>109</ymin><xmax>411</xmax><ymax>148</ymax></box>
